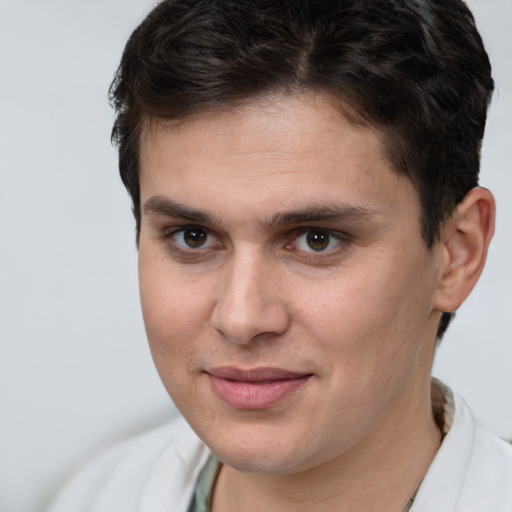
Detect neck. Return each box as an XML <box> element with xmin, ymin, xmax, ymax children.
<box><xmin>211</xmin><ymin>381</ymin><xmax>442</xmax><ymax>512</ymax></box>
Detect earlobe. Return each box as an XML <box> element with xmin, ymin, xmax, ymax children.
<box><xmin>434</xmin><ymin>187</ymin><xmax>495</xmax><ymax>313</ymax></box>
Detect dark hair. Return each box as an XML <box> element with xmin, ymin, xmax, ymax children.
<box><xmin>109</xmin><ymin>0</ymin><xmax>493</xmax><ymax>338</ymax></box>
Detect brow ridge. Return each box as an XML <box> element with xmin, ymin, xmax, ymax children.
<box><xmin>266</xmin><ymin>203</ymin><xmax>378</xmax><ymax>228</ymax></box>
<box><xmin>143</xmin><ymin>196</ymin><xmax>377</xmax><ymax>229</ymax></box>
<box><xmin>143</xmin><ymin>196</ymin><xmax>213</xmax><ymax>224</ymax></box>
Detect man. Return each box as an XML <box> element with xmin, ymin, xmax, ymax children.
<box><xmin>49</xmin><ymin>0</ymin><xmax>512</xmax><ymax>510</ymax></box>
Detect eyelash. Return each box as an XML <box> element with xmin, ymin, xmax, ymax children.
<box><xmin>159</xmin><ymin>226</ymin><xmax>351</xmax><ymax>259</ymax></box>
<box><xmin>287</xmin><ymin>228</ymin><xmax>349</xmax><ymax>254</ymax></box>
<box><xmin>159</xmin><ymin>226</ymin><xmax>221</xmax><ymax>257</ymax></box>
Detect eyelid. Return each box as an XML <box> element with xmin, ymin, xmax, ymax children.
<box><xmin>159</xmin><ymin>225</ymin><xmax>222</xmax><ymax>252</ymax></box>
<box><xmin>285</xmin><ymin>227</ymin><xmax>351</xmax><ymax>255</ymax></box>
<box><xmin>157</xmin><ymin>224</ymin><xmax>350</xmax><ymax>261</ymax></box>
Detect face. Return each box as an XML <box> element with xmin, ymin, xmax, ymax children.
<box><xmin>138</xmin><ymin>93</ymin><xmax>443</xmax><ymax>476</ymax></box>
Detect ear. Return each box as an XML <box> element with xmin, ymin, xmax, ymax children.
<box><xmin>433</xmin><ymin>187</ymin><xmax>495</xmax><ymax>313</ymax></box>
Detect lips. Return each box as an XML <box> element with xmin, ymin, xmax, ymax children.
<box><xmin>207</xmin><ymin>367</ymin><xmax>312</xmax><ymax>410</ymax></box>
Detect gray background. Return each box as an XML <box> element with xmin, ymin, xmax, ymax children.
<box><xmin>0</xmin><ymin>1</ymin><xmax>510</xmax><ymax>511</ymax></box>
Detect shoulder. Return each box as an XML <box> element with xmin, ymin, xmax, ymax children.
<box><xmin>458</xmin><ymin>422</ymin><xmax>512</xmax><ymax>510</ymax></box>
<box><xmin>413</xmin><ymin>390</ymin><xmax>512</xmax><ymax>512</ymax></box>
<box><xmin>47</xmin><ymin>415</ymin><xmax>210</xmax><ymax>512</ymax></box>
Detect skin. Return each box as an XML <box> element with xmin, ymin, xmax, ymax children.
<box><xmin>137</xmin><ymin>93</ymin><xmax>492</xmax><ymax>511</ymax></box>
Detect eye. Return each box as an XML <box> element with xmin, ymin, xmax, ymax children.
<box><xmin>292</xmin><ymin>229</ymin><xmax>344</xmax><ymax>253</ymax></box>
<box><xmin>171</xmin><ymin>227</ymin><xmax>218</xmax><ymax>250</ymax></box>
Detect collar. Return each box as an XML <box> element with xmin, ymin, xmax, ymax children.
<box><xmin>411</xmin><ymin>379</ymin><xmax>476</xmax><ymax>511</ymax></box>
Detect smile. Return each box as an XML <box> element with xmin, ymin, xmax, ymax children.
<box><xmin>207</xmin><ymin>367</ymin><xmax>313</xmax><ymax>410</ymax></box>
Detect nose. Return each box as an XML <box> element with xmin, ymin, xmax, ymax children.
<box><xmin>211</xmin><ymin>249</ymin><xmax>291</xmax><ymax>345</ymax></box>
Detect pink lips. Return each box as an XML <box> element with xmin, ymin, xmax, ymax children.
<box><xmin>207</xmin><ymin>367</ymin><xmax>312</xmax><ymax>410</ymax></box>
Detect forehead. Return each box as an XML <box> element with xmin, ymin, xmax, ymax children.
<box><xmin>144</xmin><ymin>92</ymin><xmax>368</xmax><ymax>146</ymax></box>
<box><xmin>138</xmin><ymin>93</ymin><xmax>420</xmax><ymax>228</ymax></box>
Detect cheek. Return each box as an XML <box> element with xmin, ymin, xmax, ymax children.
<box><xmin>139</xmin><ymin>277</ymin><xmax>203</xmax><ymax>409</ymax></box>
<box><xmin>296</xmin><ymin>255</ymin><xmax>435</xmax><ymax>376</ymax></box>
<box><xmin>138</xmin><ymin>254</ymin><xmax>212</xmax><ymax>376</ymax></box>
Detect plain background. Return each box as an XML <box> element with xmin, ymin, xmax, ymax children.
<box><xmin>0</xmin><ymin>1</ymin><xmax>510</xmax><ymax>511</ymax></box>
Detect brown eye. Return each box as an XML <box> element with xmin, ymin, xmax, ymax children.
<box><xmin>172</xmin><ymin>227</ymin><xmax>215</xmax><ymax>249</ymax></box>
<box><xmin>306</xmin><ymin>230</ymin><xmax>331</xmax><ymax>251</ymax></box>
<box><xmin>183</xmin><ymin>228</ymin><xmax>207</xmax><ymax>248</ymax></box>
<box><xmin>292</xmin><ymin>229</ymin><xmax>345</xmax><ymax>254</ymax></box>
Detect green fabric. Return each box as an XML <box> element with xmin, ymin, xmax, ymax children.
<box><xmin>188</xmin><ymin>455</ymin><xmax>221</xmax><ymax>512</ymax></box>
<box><xmin>402</xmin><ymin>490</ymin><xmax>417</xmax><ymax>512</ymax></box>
<box><xmin>189</xmin><ymin>455</ymin><xmax>417</xmax><ymax>512</ymax></box>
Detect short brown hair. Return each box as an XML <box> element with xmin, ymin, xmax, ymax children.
<box><xmin>109</xmin><ymin>0</ymin><xmax>494</xmax><ymax>338</ymax></box>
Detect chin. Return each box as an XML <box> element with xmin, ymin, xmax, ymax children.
<box><xmin>214</xmin><ymin>447</ymin><xmax>306</xmax><ymax>475</ymax></box>
<box><xmin>201</xmin><ymin>424</ymin><xmax>320</xmax><ymax>475</ymax></box>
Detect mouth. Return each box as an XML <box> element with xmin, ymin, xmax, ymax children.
<box><xmin>206</xmin><ymin>366</ymin><xmax>313</xmax><ymax>410</ymax></box>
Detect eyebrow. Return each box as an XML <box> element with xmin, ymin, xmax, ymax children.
<box><xmin>266</xmin><ymin>203</ymin><xmax>378</xmax><ymax>228</ymax></box>
<box><xmin>143</xmin><ymin>196</ymin><xmax>218</xmax><ymax>224</ymax></box>
<box><xmin>143</xmin><ymin>195</ymin><xmax>378</xmax><ymax>228</ymax></box>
